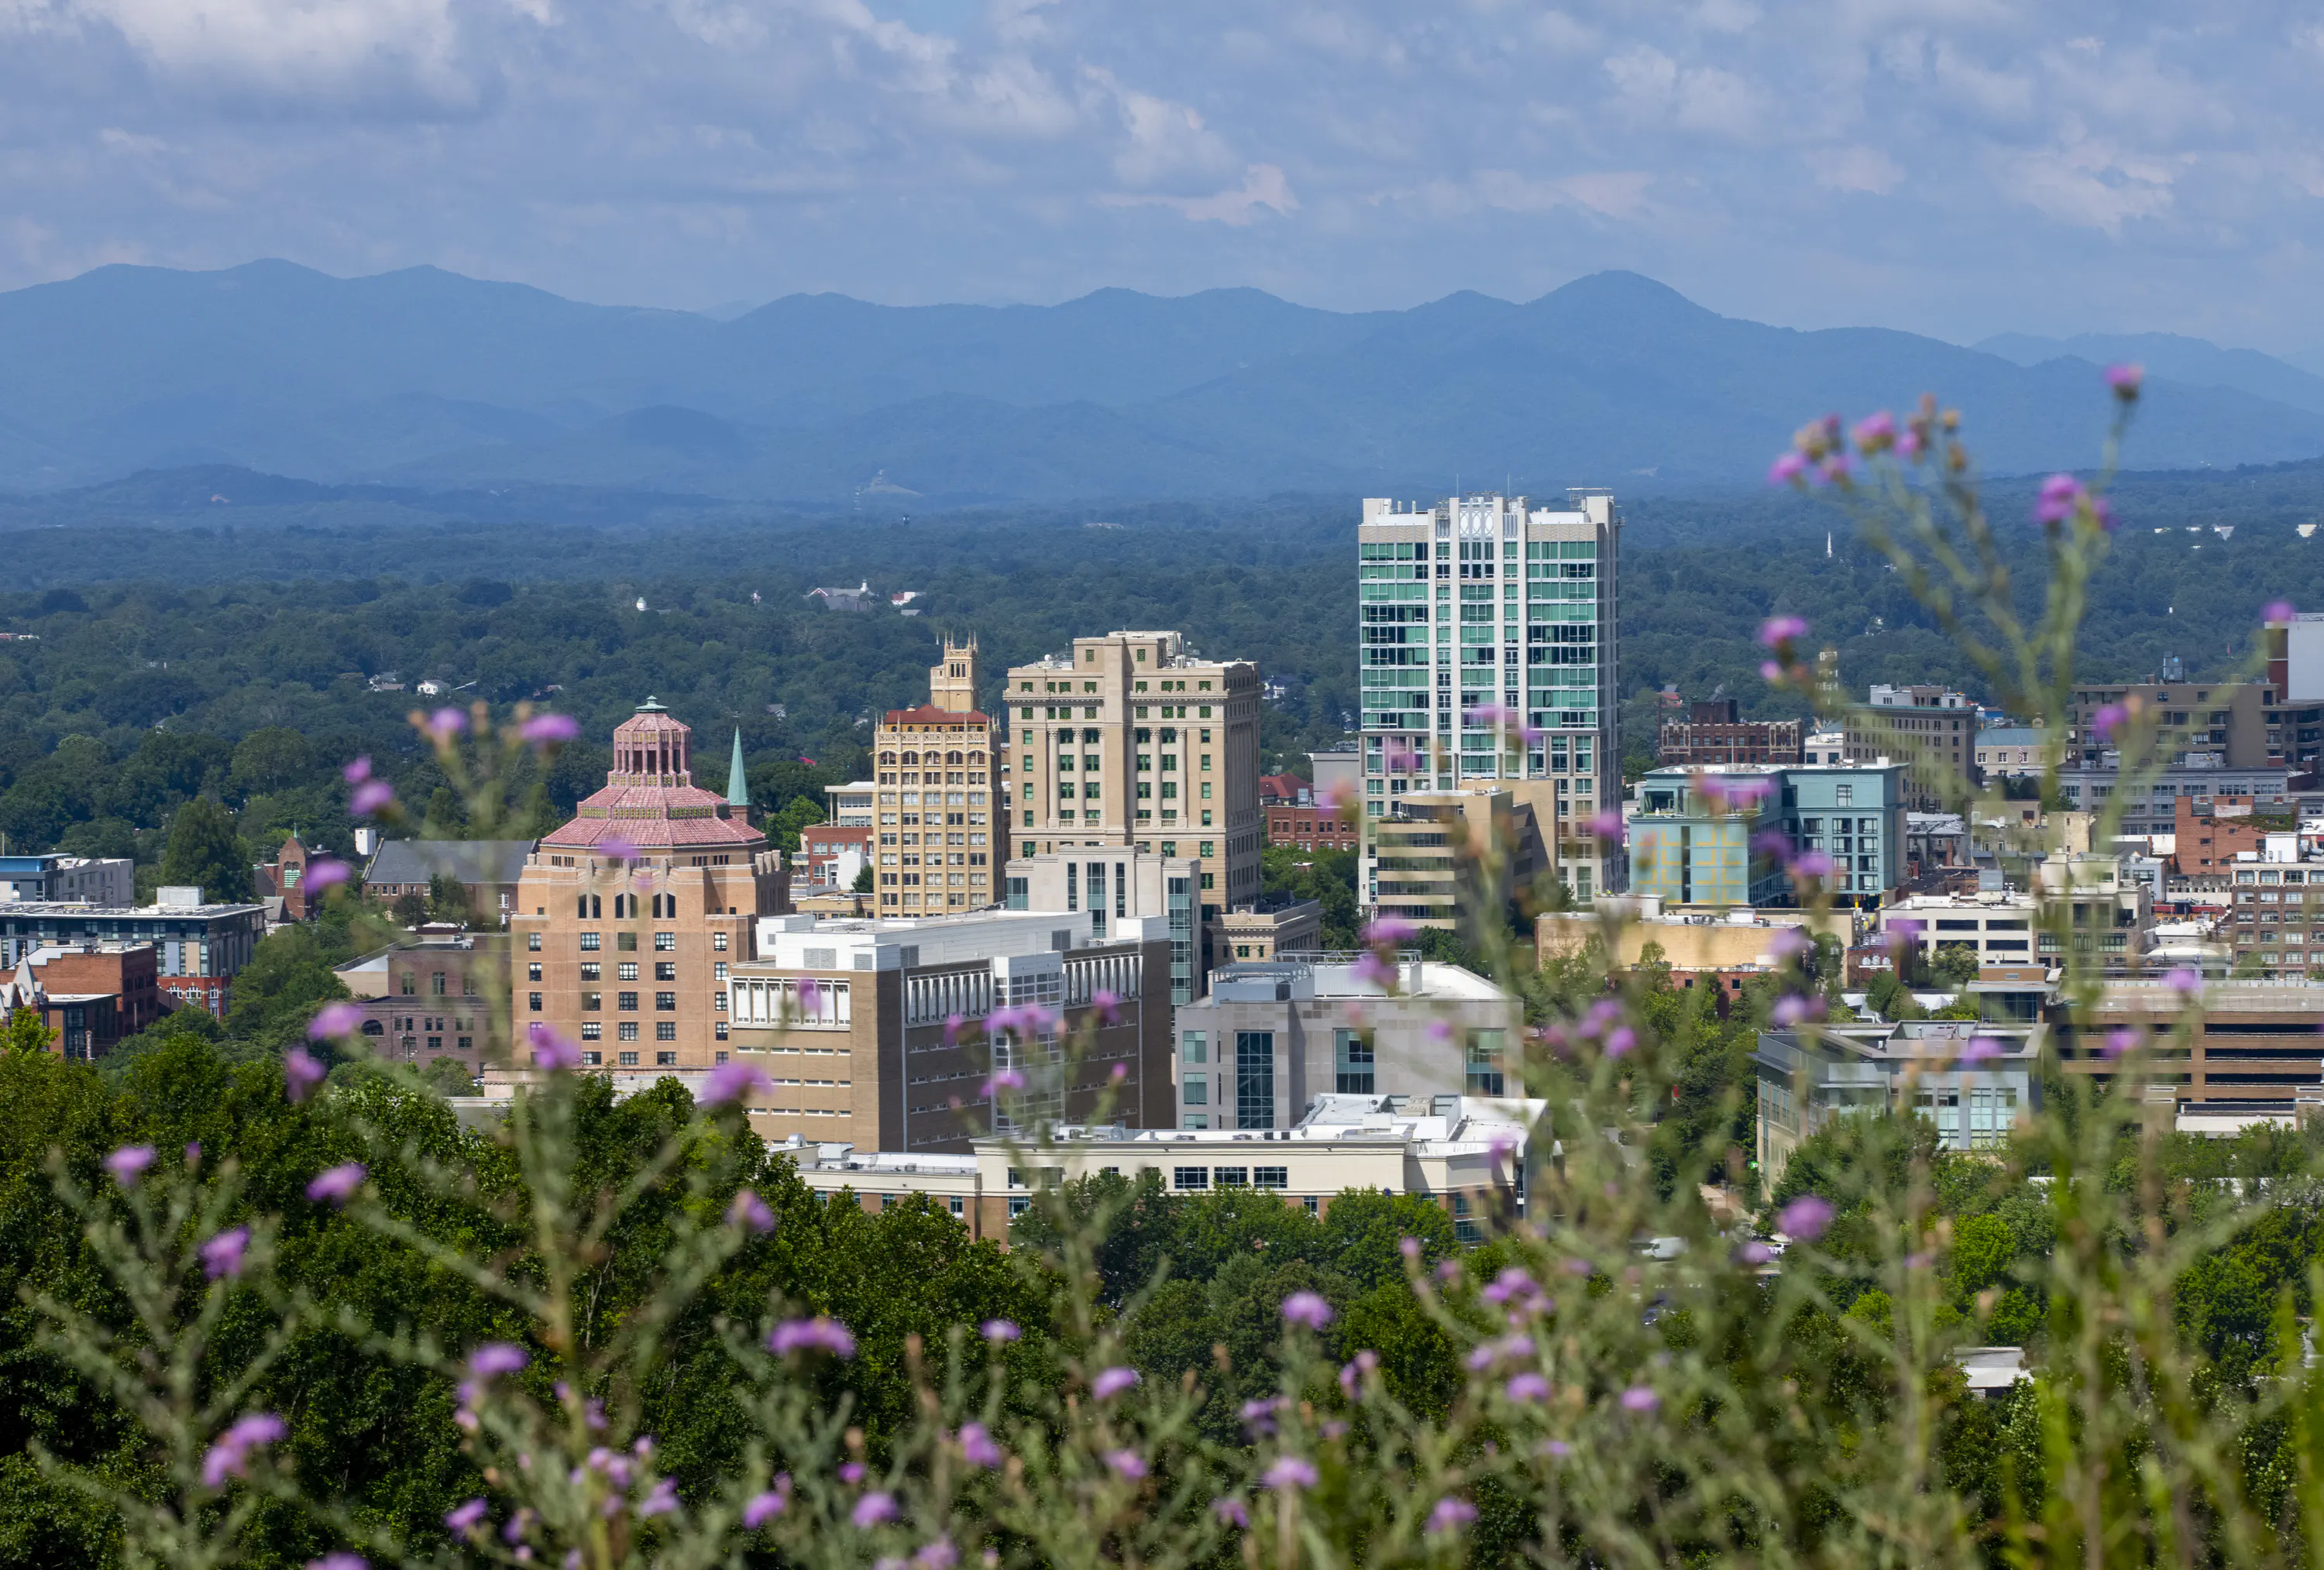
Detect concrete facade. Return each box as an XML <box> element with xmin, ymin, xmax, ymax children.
<box><xmin>1755</xmin><ymin>1020</ymin><xmax>2044</xmax><ymax>1184</ymax></box>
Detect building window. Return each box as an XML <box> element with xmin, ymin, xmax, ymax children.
<box><xmin>528</xmin><ymin>933</ymin><xmax>542</xmax><ymax>953</ymax></box>
<box><xmin>619</xmin><ymin>962</ymin><xmax>639</xmax><ymax>981</ymax></box>
<box><xmin>1182</xmin><ymin>1030</ymin><xmax>1206</xmax><ymax>1063</ymax></box>
<box><xmin>618</xmin><ymin>992</ymin><xmax>638</xmax><ymax>1011</ymax></box>
<box><xmin>655</xmin><ymin>932</ymin><xmax>676</xmax><ymax>951</ymax></box>
<box><xmin>528</xmin><ymin>992</ymin><xmax>542</xmax><ymax>1012</ymax></box>
<box><xmin>619</xmin><ymin>1050</ymin><xmax>638</xmax><ymax>1067</ymax></box>
<box><xmin>582</xmin><ymin>992</ymin><xmax>602</xmax><ymax>1012</ymax></box>
<box><xmin>655</xmin><ymin>961</ymin><xmax>676</xmax><ymax>981</ymax></box>
<box><xmin>1304</xmin><ymin>1196</ymin><xmax>1319</xmax><ymax>1214</ymax></box>
<box><xmin>1214</xmin><ymin>1166</ymin><xmax>1249</xmax><ymax>1187</ymax></box>
<box><xmin>582</xmin><ymin>1050</ymin><xmax>602</xmax><ymax>1066</ymax></box>
<box><xmin>618</xmin><ymin>1022</ymin><xmax>639</xmax><ymax>1042</ymax></box>
<box><xmin>581</xmin><ymin>1022</ymin><xmax>602</xmax><ymax>1040</ymax></box>
<box><xmin>656</xmin><ymin>1021</ymin><xmax>676</xmax><ymax>1041</ymax></box>
<box><xmin>1255</xmin><ymin>1166</ymin><xmax>1287</xmax><ymax>1190</ymax></box>
<box><xmin>715</xmin><ymin>1022</ymin><xmax>729</xmax><ymax>1040</ymax></box>
<box><xmin>580</xmin><ymin>933</ymin><xmax>600</xmax><ymax>951</ymax></box>
<box><xmin>1183</xmin><ymin>1074</ymin><xmax>1207</xmax><ymax>1106</ymax></box>
<box><xmin>1452</xmin><ymin>1193</ymin><xmax>1480</xmax><ymax>1245</ymax></box>
<box><xmin>1466</xmin><ymin>1030</ymin><xmax>1506</xmax><ymax>1097</ymax></box>
<box><xmin>713</xmin><ymin>932</ymin><xmax>728</xmax><ymax>951</ymax></box>
<box><xmin>655</xmin><ymin>991</ymin><xmax>676</xmax><ymax>1012</ymax></box>
<box><xmin>1335</xmin><ymin>1029</ymin><xmax>1374</xmax><ymax>1094</ymax></box>
<box><xmin>1236</xmin><ymin>1031</ymin><xmax>1275</xmax><ymax>1128</ymax></box>
<box><xmin>715</xmin><ymin>1050</ymin><xmax>728</xmax><ymax>1063</ymax></box>
<box><xmin>1173</xmin><ymin>1166</ymin><xmax>1209</xmax><ymax>1190</ymax></box>
<box><xmin>656</xmin><ymin>1051</ymin><xmax>677</xmax><ymax>1066</ymax></box>
<box><xmin>1009</xmin><ymin>1197</ymin><xmax>1030</xmax><ymax>1218</ymax></box>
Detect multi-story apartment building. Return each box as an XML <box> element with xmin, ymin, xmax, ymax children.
<box><xmin>1844</xmin><ymin>685</ymin><xmax>1976</xmax><ymax>811</ymax></box>
<box><xmin>512</xmin><ymin>701</ymin><xmax>789</xmax><ymax>1071</ymax></box>
<box><xmin>2174</xmin><ymin>795</ymin><xmax>2291</xmax><ymax>884</ymax></box>
<box><xmin>1628</xmin><ymin>764</ymin><xmax>1906</xmax><ymax>911</ymax></box>
<box><xmin>0</xmin><ymin>942</ymin><xmax>167</xmax><ymax>1057</ymax></box>
<box><xmin>0</xmin><ymin>891</ymin><xmax>266</xmax><ymax>1014</ymax></box>
<box><xmin>1356</xmin><ymin>492</ymin><xmax>1620</xmax><ymax>905</ymax></box>
<box><xmin>728</xmin><ymin>910</ymin><xmax>1175</xmax><ymax>1153</ymax></box>
<box><xmin>1975</xmin><ymin>724</ymin><xmax>2047</xmax><ymax>778</ymax></box>
<box><xmin>1758</xmin><ymin>1020</ymin><xmax>2042</xmax><ymax>1182</ymax></box>
<box><xmin>1263</xmin><ymin>800</ymin><xmax>1360</xmax><ymax>853</ymax></box>
<box><xmin>1369</xmin><ymin>788</ymin><xmax>1538</xmax><ymax>932</ymax></box>
<box><xmin>0</xmin><ymin>853</ymin><xmax>133</xmax><ymax>905</ymax></box>
<box><xmin>872</xmin><ymin>637</ymin><xmax>1010</xmax><ymax>917</ymax></box>
<box><xmin>2053</xmin><ymin>677</ymin><xmax>2322</xmax><ymax>837</ymax></box>
<box><xmin>1005</xmin><ymin>629</ymin><xmax>1263</xmax><ymax>959</ymax></box>
<box><xmin>1169</xmin><ymin>955</ymin><xmax>1517</xmax><ymax>1131</ymax></box>
<box><xmin>1657</xmin><ymin>699</ymin><xmax>1804</xmax><ymax>768</ymax></box>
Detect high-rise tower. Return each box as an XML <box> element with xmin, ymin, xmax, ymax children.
<box><xmin>1357</xmin><ymin>491</ymin><xmax>1621</xmax><ymax>904</ymax></box>
<box><xmin>929</xmin><ymin>635</ymin><xmax>980</xmax><ymax>714</ymax></box>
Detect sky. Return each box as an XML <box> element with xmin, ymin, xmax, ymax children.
<box><xmin>2</xmin><ymin>0</ymin><xmax>2320</xmax><ymax>350</ymax></box>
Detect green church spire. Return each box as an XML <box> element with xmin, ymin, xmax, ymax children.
<box><xmin>726</xmin><ymin>728</ymin><xmax>749</xmax><ymax>809</ymax></box>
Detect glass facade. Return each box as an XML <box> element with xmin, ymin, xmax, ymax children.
<box><xmin>1236</xmin><ymin>1029</ymin><xmax>1275</xmax><ymax>1129</ymax></box>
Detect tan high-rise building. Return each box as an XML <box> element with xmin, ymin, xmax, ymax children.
<box><xmin>871</xmin><ymin>637</ymin><xmax>1009</xmax><ymax>917</ymax></box>
<box><xmin>513</xmin><ymin>700</ymin><xmax>788</xmax><ymax>1070</ymax></box>
<box><xmin>1004</xmin><ymin>630</ymin><xmax>1262</xmax><ymax>966</ymax></box>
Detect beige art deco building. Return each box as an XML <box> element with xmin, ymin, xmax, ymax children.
<box><xmin>1006</xmin><ymin>630</ymin><xmax>1263</xmax><ymax>971</ymax></box>
<box><xmin>512</xmin><ymin>700</ymin><xmax>789</xmax><ymax>1070</ymax></box>
<box><xmin>871</xmin><ymin>637</ymin><xmax>1009</xmax><ymax>916</ymax></box>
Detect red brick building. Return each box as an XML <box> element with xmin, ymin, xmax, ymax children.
<box><xmin>0</xmin><ymin>943</ymin><xmax>167</xmax><ymax>1060</ymax></box>
<box><xmin>1658</xmin><ymin>699</ymin><xmax>1805</xmax><ymax>768</ymax></box>
<box><xmin>2174</xmin><ymin>794</ymin><xmax>2291</xmax><ymax>884</ymax></box>
<box><xmin>334</xmin><ymin>930</ymin><xmax>509</xmax><ymax>1077</ymax></box>
<box><xmin>1260</xmin><ymin>772</ymin><xmax>1312</xmax><ymax>806</ymax></box>
<box><xmin>798</xmin><ymin>824</ymin><xmax>873</xmax><ymax>891</ymax></box>
<box><xmin>1264</xmin><ymin>802</ymin><xmax>1360</xmax><ymax>853</ymax></box>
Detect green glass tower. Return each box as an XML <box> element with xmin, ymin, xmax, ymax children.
<box><xmin>726</xmin><ymin>728</ymin><xmax>748</xmax><ymax>809</ymax></box>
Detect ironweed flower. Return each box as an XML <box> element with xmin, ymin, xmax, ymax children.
<box><xmin>201</xmin><ymin>1227</ymin><xmax>249</xmax><ymax>1280</ymax></box>
<box><xmin>469</xmin><ymin>1343</ymin><xmax>528</xmax><ymax>1378</ymax></box>
<box><xmin>1961</xmin><ymin>1036</ymin><xmax>2004</xmax><ymax>1065</ymax></box>
<box><xmin>700</xmin><ymin>1060</ymin><xmax>771</xmax><ymax>1105</ymax></box>
<box><xmin>307</xmin><ymin>1002</ymin><xmax>363</xmax><ymax>1040</ymax></box>
<box><xmin>1105</xmin><ymin>1449</ymin><xmax>1147</xmax><ymax>1480</ymax></box>
<box><xmin>104</xmin><ymin>1146</ymin><xmax>155</xmax><ymax>1187</ymax></box>
<box><xmin>2092</xmin><ymin>703</ymin><xmax>2128</xmax><ymax>743</ymax></box>
<box><xmin>1428</xmin><ymin>1498</ymin><xmax>1478</xmax><ymax>1534</ymax></box>
<box><xmin>202</xmin><ymin>1413</ymin><xmax>286</xmax><ymax>1487</ymax></box>
<box><xmin>1505</xmin><ymin>1372</ymin><xmax>1551</xmax><ymax>1402</ymax></box>
<box><xmin>981</xmin><ymin>1318</ymin><xmax>1020</xmax><ymax>1342</ymax></box>
<box><xmin>424</xmin><ymin>707</ymin><xmax>467</xmax><ymax>741</ymax></box>
<box><xmin>1779</xmin><ymin>1195</ymin><xmax>1834</xmax><ymax>1241</ymax></box>
<box><xmin>743</xmin><ymin>1480</ymin><xmax>790</xmax><ymax>1527</ymax></box>
<box><xmin>1092</xmin><ymin>1366</ymin><xmax>1140</xmax><ymax>1399</ymax></box>
<box><xmin>528</xmin><ymin>1022</ymin><xmax>583</xmax><ymax>1070</ymax></box>
<box><xmin>852</xmin><ymin>1493</ymin><xmax>898</xmax><ymax>1528</ymax></box>
<box><xmin>2106</xmin><ymin>362</ymin><xmax>2144</xmax><ymax>398</ymax></box>
<box><xmin>521</xmin><ymin>713</ymin><xmax>580</xmax><ymax>745</ymax></box>
<box><xmin>1758</xmin><ymin>615</ymin><xmax>1807</xmax><ymax>648</ymax></box>
<box><xmin>728</xmin><ymin>1189</ymin><xmax>776</xmax><ymax>1232</ymax></box>
<box><xmin>1263</xmin><ymin>1456</ymin><xmax>1318</xmax><ymax>1491</ymax></box>
<box><xmin>1621</xmin><ymin>1386</ymin><xmax>1660</xmax><ymax>1414</ymax></box>
<box><xmin>446</xmin><ymin>1500</ymin><xmax>490</xmax><ymax>1533</ymax></box>
<box><xmin>308</xmin><ymin>1164</ymin><xmax>366</xmax><ymax>1204</ymax></box>
<box><xmin>350</xmin><ymin>780</ymin><xmax>397</xmax><ymax>817</ymax></box>
<box><xmin>284</xmin><ymin>1046</ymin><xmax>327</xmax><ymax>1101</ymax></box>
<box><xmin>1214</xmin><ymin>1498</ymin><xmax>1250</xmax><ymax>1528</ymax></box>
<box><xmin>958</xmin><ymin>1422</ymin><xmax>1003</xmax><ymax>1467</ymax></box>
<box><xmin>304</xmin><ymin>858</ymin><xmax>351</xmax><ymax>891</ymax></box>
<box><xmin>768</xmin><ymin>1317</ymin><xmax>856</xmax><ymax>1358</ymax></box>
<box><xmin>2264</xmin><ymin>600</ymin><xmax>2296</xmax><ymax>625</ymax></box>
<box><xmin>1769</xmin><ymin>452</ymin><xmax>1807</xmax><ymax>485</ymax></box>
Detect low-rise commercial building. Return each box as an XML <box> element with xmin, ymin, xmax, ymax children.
<box><xmin>335</xmin><ymin>929</ymin><xmax>510</xmax><ymax>1075</ymax></box>
<box><xmin>364</xmin><ymin>840</ymin><xmax>538</xmax><ymax>924</ymax></box>
<box><xmin>1215</xmin><ymin>899</ymin><xmax>1322</xmax><ymax>964</ymax></box>
<box><xmin>798</xmin><ymin>825</ymin><xmax>872</xmax><ymax>893</ymax></box>
<box><xmin>778</xmin><ymin>1094</ymin><xmax>1538</xmax><ymax>1241</ymax></box>
<box><xmin>0</xmin><ymin>891</ymin><xmax>266</xmax><ymax>1015</ymax></box>
<box><xmin>1657</xmin><ymin>699</ymin><xmax>1804</xmax><ymax>768</ymax></box>
<box><xmin>1169</xmin><ymin>956</ymin><xmax>1514</xmax><ymax>1131</ymax></box>
<box><xmin>1265</xmin><ymin>801</ymin><xmax>1360</xmax><ymax>853</ymax></box>
<box><xmin>729</xmin><ymin>910</ymin><xmax>1176</xmax><ymax>1153</ymax></box>
<box><xmin>2070</xmin><ymin>981</ymin><xmax>2324</xmax><ymax>1110</ymax></box>
<box><xmin>1755</xmin><ymin>1019</ymin><xmax>2044</xmax><ymax>1183</ymax></box>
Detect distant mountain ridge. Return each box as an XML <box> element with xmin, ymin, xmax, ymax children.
<box><xmin>2</xmin><ymin>260</ymin><xmax>2321</xmax><ymax>503</ymax></box>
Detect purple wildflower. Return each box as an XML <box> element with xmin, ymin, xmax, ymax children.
<box><xmin>1735</xmin><ymin>1240</ymin><xmax>1774</xmax><ymax>1266</ymax></box>
<box><xmin>2166</xmin><ymin>966</ymin><xmax>2203</xmax><ymax>996</ymax></box>
<box><xmin>1758</xmin><ymin>615</ymin><xmax>1808</xmax><ymax>648</ymax></box>
<box><xmin>1105</xmin><ymin>1449</ymin><xmax>1148</xmax><ymax>1480</ymax></box>
<box><xmin>1092</xmin><ymin>988</ymin><xmax>1122</xmax><ymax>1025</ymax></box>
<box><xmin>201</xmin><ymin>1412</ymin><xmax>287</xmax><ymax>1488</ymax></box>
<box><xmin>342</xmin><ymin>757</ymin><xmax>373</xmax><ymax>785</ymax></box>
<box><xmin>1338</xmin><ymin>1349</ymin><xmax>1379</xmax><ymax>1398</ymax></box>
<box><xmin>981</xmin><ymin>1068</ymin><xmax>1025</xmax><ymax>1098</ymax></box>
<box><xmin>468</xmin><ymin>1343</ymin><xmax>528</xmax><ymax>1377</ymax></box>
<box><xmin>2106</xmin><ymin>362</ymin><xmax>2144</xmax><ymax>397</ymax></box>
<box><xmin>1604</xmin><ymin>1025</ymin><xmax>1637</xmax><ymax>1057</ymax></box>
<box><xmin>767</xmin><ymin>1317</ymin><xmax>856</xmax><ymax>1358</ymax></box>
<box><xmin>840</xmin><ymin>1462</ymin><xmax>865</xmax><ymax>1486</ymax></box>
<box><xmin>1214</xmin><ymin>1498</ymin><xmax>1250</xmax><ymax>1528</ymax></box>
<box><xmin>1427</xmin><ymin>1498</ymin><xmax>1478</xmax><ymax>1535</ymax></box>
<box><xmin>1092</xmin><ymin>1366</ymin><xmax>1140</xmax><ymax>1400</ymax></box>
<box><xmin>1779</xmin><ymin>1194</ymin><xmax>1834</xmax><ymax>1241</ymax></box>
<box><xmin>425</xmin><ymin>708</ymin><xmax>468</xmax><ymax>741</ymax></box>
<box><xmin>307</xmin><ymin>1555</ymin><xmax>367</xmax><ymax>1570</ymax></box>
<box><xmin>1281</xmin><ymin>1291</ymin><xmax>1333</xmax><ymax>1329</ymax></box>
<box><xmin>304</xmin><ymin>859</ymin><xmax>351</xmax><ymax>891</ymax></box>
<box><xmin>598</xmin><ymin>835</ymin><xmax>639</xmax><ymax>862</ymax></box>
<box><xmin>958</xmin><ymin>1422</ymin><xmax>1003</xmax><ymax>1468</ymax></box>
<box><xmin>2091</xmin><ymin>704</ymin><xmax>2127</xmax><ymax>743</ymax></box>
<box><xmin>1768</xmin><ymin>452</ymin><xmax>1807</xmax><ymax>486</ymax></box>
<box><xmin>743</xmin><ymin>1482</ymin><xmax>790</xmax><ymax>1527</ymax></box>
<box><xmin>981</xmin><ymin>1318</ymin><xmax>1020</xmax><ymax>1342</ymax></box>
<box><xmin>2264</xmin><ymin>600</ymin><xmax>2297</xmax><ymax>625</ymax></box>
<box><xmin>1621</xmin><ymin>1385</ymin><xmax>1660</xmax><ymax>1413</ymax></box>
<box><xmin>700</xmin><ymin>1060</ymin><xmax>772</xmax><ymax>1106</ymax></box>
<box><xmin>2102</xmin><ymin>1027</ymin><xmax>2139</xmax><ymax>1057</ymax></box>
<box><xmin>2034</xmin><ymin>473</ymin><xmax>2085</xmax><ymax>525</ymax></box>
<box><xmin>514</xmin><ymin>1022</ymin><xmax>576</xmax><ymax>1070</ymax></box>
<box><xmin>1262</xmin><ymin>1456</ymin><xmax>1319</xmax><ymax>1491</ymax></box>
<box><xmin>104</xmin><ymin>1146</ymin><xmax>155</xmax><ymax>1187</ymax></box>
<box><xmin>446</xmin><ymin>1499</ymin><xmax>490</xmax><ymax>1533</ymax></box>
<box><xmin>913</xmin><ymin>1541</ymin><xmax>957</xmax><ymax>1570</ymax></box>
<box><xmin>307</xmin><ymin>1001</ymin><xmax>364</xmax><ymax>1041</ymax></box>
<box><xmin>1505</xmin><ymin>1372</ymin><xmax>1551</xmax><ymax>1403</ymax></box>
<box><xmin>200</xmin><ymin>1227</ymin><xmax>249</xmax><ymax>1280</ymax></box>
<box><xmin>1771</xmin><ymin>995</ymin><xmax>1814</xmax><ymax>1028</ymax></box>
<box><xmin>350</xmin><ymin>780</ymin><xmax>397</xmax><ymax>817</ymax></box>
<box><xmin>638</xmin><ymin>1479</ymin><xmax>679</xmax><ymax>1517</ymax></box>
<box><xmin>1482</xmin><ymin>1268</ymin><xmax>1537</xmax><ymax>1306</ymax></box>
<box><xmin>1790</xmin><ymin>849</ymin><xmax>1835</xmax><ymax>879</ymax></box>
<box><xmin>1960</xmin><ymin>1036</ymin><xmax>2004</xmax><ymax>1065</ymax></box>
<box><xmin>851</xmin><ymin>1493</ymin><xmax>897</xmax><ymax>1529</ymax></box>
<box><xmin>1761</xmin><ymin>660</ymin><xmax>1786</xmax><ymax>682</ymax></box>
<box><xmin>521</xmin><ymin>713</ymin><xmax>581</xmax><ymax>745</ymax></box>
<box><xmin>728</xmin><ymin>1189</ymin><xmax>776</xmax><ymax>1233</ymax></box>
<box><xmin>1852</xmin><ymin>411</ymin><xmax>1896</xmax><ymax>451</ymax></box>
<box><xmin>306</xmin><ymin>1163</ymin><xmax>366</xmax><ymax>1204</ymax></box>
<box><xmin>1362</xmin><ymin>916</ymin><xmax>1418</xmax><ymax>947</ymax></box>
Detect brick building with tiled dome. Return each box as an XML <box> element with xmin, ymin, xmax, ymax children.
<box><xmin>512</xmin><ymin>699</ymin><xmax>789</xmax><ymax>1073</ymax></box>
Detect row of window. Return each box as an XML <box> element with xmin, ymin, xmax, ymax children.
<box><xmin>1171</xmin><ymin>1166</ymin><xmax>1290</xmax><ymax>1190</ymax></box>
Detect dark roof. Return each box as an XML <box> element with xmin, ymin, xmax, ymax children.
<box><xmin>363</xmin><ymin>840</ymin><xmax>536</xmax><ymax>887</ymax></box>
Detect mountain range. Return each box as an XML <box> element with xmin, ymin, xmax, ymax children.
<box><xmin>4</xmin><ymin>259</ymin><xmax>2323</xmax><ymax>506</ymax></box>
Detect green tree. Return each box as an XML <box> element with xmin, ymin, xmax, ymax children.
<box><xmin>155</xmin><ymin>797</ymin><xmax>253</xmax><ymax>902</ymax></box>
<box><xmin>228</xmin><ymin>727</ymin><xmax>315</xmax><ymax>798</ymax></box>
<box><xmin>1</xmin><ymin>1006</ymin><xmax>55</xmax><ymax>1055</ymax></box>
<box><xmin>1930</xmin><ymin>943</ymin><xmax>1982</xmax><ymax>987</ymax></box>
<box><xmin>425</xmin><ymin>871</ymin><xmax>473</xmax><ymax>924</ymax></box>
<box><xmin>851</xmin><ymin>862</ymin><xmax>875</xmax><ymax>893</ymax></box>
<box><xmin>770</xmin><ymin>795</ymin><xmax>825</xmax><ymax>853</ymax></box>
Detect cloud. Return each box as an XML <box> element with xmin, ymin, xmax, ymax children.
<box><xmin>0</xmin><ymin>1</ymin><xmax>2315</xmax><ymax>349</ymax></box>
<box><xmin>1103</xmin><ymin>163</ymin><xmax>1296</xmax><ymax>226</ymax></box>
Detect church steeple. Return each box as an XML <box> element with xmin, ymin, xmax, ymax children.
<box><xmin>726</xmin><ymin>728</ymin><xmax>749</xmax><ymax>809</ymax></box>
